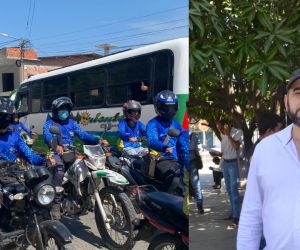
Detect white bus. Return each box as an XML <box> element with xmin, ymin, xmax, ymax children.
<box><xmin>15</xmin><ymin>37</ymin><xmax>189</xmax><ymax>143</ymax></box>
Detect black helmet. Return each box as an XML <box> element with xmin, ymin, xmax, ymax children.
<box><xmin>51</xmin><ymin>97</ymin><xmax>73</xmax><ymax>113</ymax></box>
<box><xmin>0</xmin><ymin>97</ymin><xmax>15</xmax><ymax>130</ymax></box>
<box><xmin>154</xmin><ymin>90</ymin><xmax>178</xmax><ymax>121</ymax></box>
<box><xmin>122</xmin><ymin>100</ymin><xmax>142</xmax><ymax>121</ymax></box>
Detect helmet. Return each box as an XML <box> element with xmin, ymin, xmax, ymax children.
<box><xmin>122</xmin><ymin>100</ymin><xmax>142</xmax><ymax>121</ymax></box>
<box><xmin>0</xmin><ymin>97</ymin><xmax>15</xmax><ymax>130</ymax></box>
<box><xmin>51</xmin><ymin>97</ymin><xmax>73</xmax><ymax>113</ymax></box>
<box><xmin>154</xmin><ymin>90</ymin><xmax>178</xmax><ymax>121</ymax></box>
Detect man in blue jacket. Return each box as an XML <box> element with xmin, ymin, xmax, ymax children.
<box><xmin>146</xmin><ymin>90</ymin><xmax>184</xmax><ymax>182</ymax></box>
<box><xmin>0</xmin><ymin>98</ymin><xmax>45</xmax><ymax>166</ymax></box>
<box><xmin>118</xmin><ymin>100</ymin><xmax>148</xmax><ymax>157</ymax></box>
<box><xmin>43</xmin><ymin>96</ymin><xmax>108</xmax><ymax>219</ymax></box>
<box><xmin>10</xmin><ymin>113</ymin><xmax>32</xmax><ymax>135</ymax></box>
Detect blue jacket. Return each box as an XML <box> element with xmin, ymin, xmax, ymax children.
<box><xmin>176</xmin><ymin>130</ymin><xmax>189</xmax><ymax>172</ymax></box>
<box><xmin>0</xmin><ymin>130</ymin><xmax>44</xmax><ymax>165</ymax></box>
<box><xmin>43</xmin><ymin>118</ymin><xmax>99</xmax><ymax>146</ymax></box>
<box><xmin>146</xmin><ymin>116</ymin><xmax>183</xmax><ymax>159</ymax></box>
<box><xmin>118</xmin><ymin>119</ymin><xmax>146</xmax><ymax>148</ymax></box>
<box><xmin>10</xmin><ymin>122</ymin><xmax>31</xmax><ymax>135</ymax></box>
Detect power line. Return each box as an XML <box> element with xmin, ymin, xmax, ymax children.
<box><xmin>34</xmin><ymin>18</ymin><xmax>186</xmax><ymax>50</ymax></box>
<box><xmin>36</xmin><ymin>26</ymin><xmax>186</xmax><ymax>55</ymax></box>
<box><xmin>30</xmin><ymin>5</ymin><xmax>187</xmax><ymax>42</ymax></box>
<box><xmin>0</xmin><ymin>39</ymin><xmax>20</xmax><ymax>47</ymax></box>
<box><xmin>29</xmin><ymin>0</ymin><xmax>36</xmax><ymax>37</ymax></box>
<box><xmin>25</xmin><ymin>0</ymin><xmax>33</xmax><ymax>34</ymax></box>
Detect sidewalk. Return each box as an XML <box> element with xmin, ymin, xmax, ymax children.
<box><xmin>189</xmin><ymin>173</ymin><xmax>244</xmax><ymax>250</ymax></box>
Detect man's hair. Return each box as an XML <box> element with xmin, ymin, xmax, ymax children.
<box><xmin>257</xmin><ymin>113</ymin><xmax>283</xmax><ymax>135</ymax></box>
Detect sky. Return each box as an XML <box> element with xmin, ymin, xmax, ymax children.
<box><xmin>0</xmin><ymin>0</ymin><xmax>188</xmax><ymax>57</ymax></box>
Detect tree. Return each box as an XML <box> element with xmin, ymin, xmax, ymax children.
<box><xmin>189</xmin><ymin>0</ymin><xmax>300</xmax><ymax>152</ymax></box>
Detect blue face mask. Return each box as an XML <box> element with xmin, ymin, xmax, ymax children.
<box><xmin>58</xmin><ymin>110</ymin><xmax>69</xmax><ymax>120</ymax></box>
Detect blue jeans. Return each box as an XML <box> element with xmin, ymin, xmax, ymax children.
<box><xmin>223</xmin><ymin>160</ymin><xmax>240</xmax><ymax>218</ymax></box>
<box><xmin>190</xmin><ymin>164</ymin><xmax>203</xmax><ymax>208</ymax></box>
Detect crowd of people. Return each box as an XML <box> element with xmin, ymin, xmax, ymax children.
<box><xmin>0</xmin><ymin>89</ymin><xmax>189</xmax><ymax>221</ymax></box>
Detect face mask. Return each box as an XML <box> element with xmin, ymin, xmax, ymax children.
<box><xmin>58</xmin><ymin>110</ymin><xmax>69</xmax><ymax>121</ymax></box>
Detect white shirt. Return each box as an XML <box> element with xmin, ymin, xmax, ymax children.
<box><xmin>237</xmin><ymin>124</ymin><xmax>300</xmax><ymax>250</ymax></box>
<box><xmin>221</xmin><ymin>127</ymin><xmax>244</xmax><ymax>159</ymax></box>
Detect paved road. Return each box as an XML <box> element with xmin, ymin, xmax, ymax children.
<box><xmin>189</xmin><ymin>171</ymin><xmax>244</xmax><ymax>250</ymax></box>
<box><xmin>61</xmin><ymin>212</ymin><xmax>149</xmax><ymax>250</ymax></box>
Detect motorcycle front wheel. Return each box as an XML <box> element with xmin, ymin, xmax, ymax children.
<box><xmin>95</xmin><ymin>186</ymin><xmax>137</xmax><ymax>250</ymax></box>
<box><xmin>148</xmin><ymin>233</ymin><xmax>188</xmax><ymax>250</ymax></box>
<box><xmin>40</xmin><ymin>232</ymin><xmax>75</xmax><ymax>250</ymax></box>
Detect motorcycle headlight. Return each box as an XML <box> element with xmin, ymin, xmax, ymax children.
<box><xmin>34</xmin><ymin>184</ymin><xmax>55</xmax><ymax>206</ymax></box>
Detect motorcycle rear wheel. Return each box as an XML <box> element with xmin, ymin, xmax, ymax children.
<box><xmin>148</xmin><ymin>233</ymin><xmax>188</xmax><ymax>250</ymax></box>
<box><xmin>95</xmin><ymin>187</ymin><xmax>137</xmax><ymax>250</ymax></box>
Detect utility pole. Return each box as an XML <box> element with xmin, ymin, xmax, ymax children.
<box><xmin>19</xmin><ymin>38</ymin><xmax>27</xmax><ymax>82</ymax></box>
<box><xmin>96</xmin><ymin>43</ymin><xmax>117</xmax><ymax>56</ymax></box>
<box><xmin>0</xmin><ymin>33</ymin><xmax>28</xmax><ymax>82</ymax></box>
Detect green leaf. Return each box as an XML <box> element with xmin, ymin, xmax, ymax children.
<box><xmin>268</xmin><ymin>65</ymin><xmax>284</xmax><ymax>80</ymax></box>
<box><xmin>190</xmin><ymin>15</ymin><xmax>205</xmax><ymax>37</ymax></box>
<box><xmin>189</xmin><ymin>20</ymin><xmax>193</xmax><ymax>31</ymax></box>
<box><xmin>275</xmin><ymin>41</ymin><xmax>287</xmax><ymax>57</ymax></box>
<box><xmin>194</xmin><ymin>51</ymin><xmax>206</xmax><ymax>64</ymax></box>
<box><xmin>254</xmin><ymin>31</ymin><xmax>270</xmax><ymax>40</ymax></box>
<box><xmin>264</xmin><ymin>35</ymin><xmax>275</xmax><ymax>52</ymax></box>
<box><xmin>212</xmin><ymin>52</ymin><xmax>224</xmax><ymax>76</ymax></box>
<box><xmin>246</xmin><ymin>64</ymin><xmax>262</xmax><ymax>76</ymax></box>
<box><xmin>276</xmin><ymin>34</ymin><xmax>294</xmax><ymax>44</ymax></box>
<box><xmin>257</xmin><ymin>13</ymin><xmax>273</xmax><ymax>31</ymax></box>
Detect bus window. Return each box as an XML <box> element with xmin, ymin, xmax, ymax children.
<box><xmin>42</xmin><ymin>76</ymin><xmax>68</xmax><ymax>111</ymax></box>
<box><xmin>107</xmin><ymin>56</ymin><xmax>151</xmax><ymax>104</ymax></box>
<box><xmin>18</xmin><ymin>93</ymin><xmax>28</xmax><ymax>113</ymax></box>
<box><xmin>31</xmin><ymin>81</ymin><xmax>42</xmax><ymax>113</ymax></box>
<box><xmin>70</xmin><ymin>68</ymin><xmax>106</xmax><ymax>108</ymax></box>
<box><xmin>153</xmin><ymin>51</ymin><xmax>173</xmax><ymax>97</ymax></box>
<box><xmin>107</xmin><ymin>85</ymin><xmax>128</xmax><ymax>105</ymax></box>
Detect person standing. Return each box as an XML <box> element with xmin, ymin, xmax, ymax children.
<box><xmin>237</xmin><ymin>69</ymin><xmax>300</xmax><ymax>249</ymax></box>
<box><xmin>189</xmin><ymin>131</ymin><xmax>204</xmax><ymax>214</ymax></box>
<box><xmin>211</xmin><ymin>119</ymin><xmax>244</xmax><ymax>228</ymax></box>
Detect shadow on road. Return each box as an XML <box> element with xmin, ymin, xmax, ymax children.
<box><xmin>61</xmin><ymin>216</ymin><xmax>106</xmax><ymax>249</ymax></box>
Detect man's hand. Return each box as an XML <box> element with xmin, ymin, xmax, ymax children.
<box><xmin>49</xmin><ymin>156</ymin><xmax>57</xmax><ymax>167</ymax></box>
<box><xmin>56</xmin><ymin>145</ymin><xmax>64</xmax><ymax>155</ymax></box>
<box><xmin>99</xmin><ymin>139</ymin><xmax>109</xmax><ymax>146</ymax></box>
<box><xmin>129</xmin><ymin>137</ymin><xmax>138</xmax><ymax>142</ymax></box>
<box><xmin>166</xmin><ymin>147</ymin><xmax>173</xmax><ymax>154</ymax></box>
<box><xmin>224</xmin><ymin>124</ymin><xmax>231</xmax><ymax>135</ymax></box>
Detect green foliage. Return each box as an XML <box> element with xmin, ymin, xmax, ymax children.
<box><xmin>190</xmin><ymin>0</ymin><xmax>300</xmax><ymax>149</ymax></box>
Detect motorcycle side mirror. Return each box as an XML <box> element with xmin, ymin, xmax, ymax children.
<box><xmin>49</xmin><ymin>126</ymin><xmax>61</xmax><ymax>136</ymax></box>
<box><xmin>168</xmin><ymin>128</ymin><xmax>181</xmax><ymax>137</ymax></box>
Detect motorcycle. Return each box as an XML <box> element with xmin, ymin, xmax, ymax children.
<box><xmin>0</xmin><ymin>161</ymin><xmax>74</xmax><ymax>250</ymax></box>
<box><xmin>133</xmin><ymin>186</ymin><xmax>188</xmax><ymax>250</ymax></box>
<box><xmin>107</xmin><ymin>128</ymin><xmax>184</xmax><ymax>196</ymax></box>
<box><xmin>49</xmin><ymin>126</ymin><xmax>138</xmax><ymax>250</ymax></box>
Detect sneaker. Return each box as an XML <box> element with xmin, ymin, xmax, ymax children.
<box><xmin>213</xmin><ymin>185</ymin><xmax>221</xmax><ymax>189</ymax></box>
<box><xmin>198</xmin><ymin>208</ymin><xmax>205</xmax><ymax>214</ymax></box>
<box><xmin>51</xmin><ymin>204</ymin><xmax>61</xmax><ymax>220</ymax></box>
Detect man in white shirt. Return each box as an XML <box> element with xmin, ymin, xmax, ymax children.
<box><xmin>237</xmin><ymin>69</ymin><xmax>300</xmax><ymax>249</ymax></box>
<box><xmin>212</xmin><ymin>119</ymin><xmax>244</xmax><ymax>228</ymax></box>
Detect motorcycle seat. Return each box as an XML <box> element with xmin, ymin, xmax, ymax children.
<box><xmin>144</xmin><ymin>191</ymin><xmax>186</xmax><ymax>219</ymax></box>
